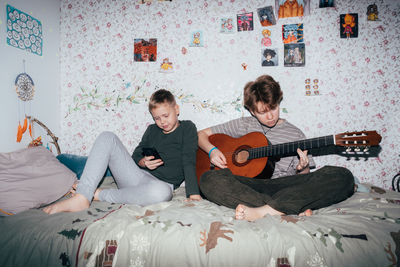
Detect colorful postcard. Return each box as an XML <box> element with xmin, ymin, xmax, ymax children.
<box><xmin>261</xmin><ymin>29</ymin><xmax>272</xmax><ymax>47</ymax></box>
<box><xmin>257</xmin><ymin>6</ymin><xmax>276</xmax><ymax>26</ymax></box>
<box><xmin>189</xmin><ymin>30</ymin><xmax>204</xmax><ymax>47</ymax></box>
<box><xmin>237</xmin><ymin>12</ymin><xmax>254</xmax><ymax>32</ymax></box>
<box><xmin>6</xmin><ymin>5</ymin><xmax>43</xmax><ymax>56</ymax></box>
<box><xmin>220</xmin><ymin>17</ymin><xmax>235</xmax><ymax>33</ymax></box>
<box><xmin>134</xmin><ymin>39</ymin><xmax>157</xmax><ymax>62</ymax></box>
<box><xmin>284</xmin><ymin>43</ymin><xmax>305</xmax><ymax>67</ymax></box>
<box><xmin>275</xmin><ymin>0</ymin><xmax>310</xmax><ymax>19</ymax></box>
<box><xmin>340</xmin><ymin>13</ymin><xmax>358</xmax><ymax>38</ymax></box>
<box><xmin>282</xmin><ymin>23</ymin><xmax>303</xmax><ymax>43</ymax></box>
<box><xmin>319</xmin><ymin>0</ymin><xmax>334</xmax><ymax>8</ymax></box>
<box><xmin>262</xmin><ymin>48</ymin><xmax>278</xmax><ymax>67</ymax></box>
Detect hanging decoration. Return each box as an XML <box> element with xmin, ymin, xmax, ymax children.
<box><xmin>15</xmin><ymin>60</ymin><xmax>34</xmax><ymax>143</ymax></box>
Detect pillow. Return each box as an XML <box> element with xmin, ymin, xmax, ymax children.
<box><xmin>0</xmin><ymin>147</ymin><xmax>77</xmax><ymax>216</ymax></box>
<box><xmin>56</xmin><ymin>153</ymin><xmax>112</xmax><ymax>179</ymax></box>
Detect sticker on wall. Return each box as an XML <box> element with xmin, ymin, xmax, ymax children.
<box><xmin>134</xmin><ymin>39</ymin><xmax>157</xmax><ymax>62</ymax></box>
<box><xmin>6</xmin><ymin>5</ymin><xmax>43</xmax><ymax>56</ymax></box>
<box><xmin>284</xmin><ymin>43</ymin><xmax>305</xmax><ymax>67</ymax></box>
<box><xmin>261</xmin><ymin>29</ymin><xmax>272</xmax><ymax>47</ymax></box>
<box><xmin>340</xmin><ymin>14</ymin><xmax>358</xmax><ymax>39</ymax></box>
<box><xmin>275</xmin><ymin>0</ymin><xmax>310</xmax><ymax>19</ymax></box>
<box><xmin>220</xmin><ymin>17</ymin><xmax>235</xmax><ymax>33</ymax></box>
<box><xmin>237</xmin><ymin>12</ymin><xmax>254</xmax><ymax>32</ymax></box>
<box><xmin>367</xmin><ymin>4</ymin><xmax>379</xmax><ymax>21</ymax></box>
<box><xmin>319</xmin><ymin>0</ymin><xmax>334</xmax><ymax>8</ymax></box>
<box><xmin>159</xmin><ymin>58</ymin><xmax>174</xmax><ymax>73</ymax></box>
<box><xmin>241</xmin><ymin>63</ymin><xmax>248</xmax><ymax>70</ymax></box>
<box><xmin>138</xmin><ymin>0</ymin><xmax>153</xmax><ymax>4</ymax></box>
<box><xmin>262</xmin><ymin>48</ymin><xmax>278</xmax><ymax>67</ymax></box>
<box><xmin>282</xmin><ymin>23</ymin><xmax>303</xmax><ymax>44</ymax></box>
<box><xmin>257</xmin><ymin>6</ymin><xmax>276</xmax><ymax>26</ymax></box>
<box><xmin>305</xmin><ymin>78</ymin><xmax>320</xmax><ymax>96</ymax></box>
<box><xmin>189</xmin><ymin>30</ymin><xmax>204</xmax><ymax>47</ymax></box>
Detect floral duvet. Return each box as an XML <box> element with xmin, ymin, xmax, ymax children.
<box><xmin>1</xmin><ymin>180</ymin><xmax>399</xmax><ymax>267</ymax></box>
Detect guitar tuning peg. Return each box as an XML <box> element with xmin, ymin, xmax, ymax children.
<box><xmin>346</xmin><ymin>147</ymin><xmax>352</xmax><ymax>152</ymax></box>
<box><xmin>363</xmin><ymin>146</ymin><xmax>369</xmax><ymax>152</ymax></box>
<box><xmin>354</xmin><ymin>147</ymin><xmax>361</xmax><ymax>152</ymax></box>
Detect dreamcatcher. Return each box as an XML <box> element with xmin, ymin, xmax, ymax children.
<box><xmin>15</xmin><ymin>60</ymin><xmax>35</xmax><ymax>144</ymax></box>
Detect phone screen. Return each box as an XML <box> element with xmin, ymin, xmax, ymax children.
<box><xmin>142</xmin><ymin>147</ymin><xmax>162</xmax><ymax>160</ymax></box>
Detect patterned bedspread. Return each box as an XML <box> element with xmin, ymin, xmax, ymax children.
<box><xmin>1</xmin><ymin>181</ymin><xmax>400</xmax><ymax>267</ymax></box>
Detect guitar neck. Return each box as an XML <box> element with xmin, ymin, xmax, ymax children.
<box><xmin>249</xmin><ymin>135</ymin><xmax>335</xmax><ymax>159</ymax></box>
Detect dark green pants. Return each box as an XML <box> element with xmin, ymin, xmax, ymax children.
<box><xmin>199</xmin><ymin>166</ymin><xmax>355</xmax><ymax>215</ymax></box>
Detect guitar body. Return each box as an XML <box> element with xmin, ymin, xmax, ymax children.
<box><xmin>196</xmin><ymin>132</ymin><xmax>275</xmax><ymax>183</ymax></box>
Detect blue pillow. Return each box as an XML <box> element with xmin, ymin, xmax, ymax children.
<box><xmin>56</xmin><ymin>154</ymin><xmax>112</xmax><ymax>179</ymax></box>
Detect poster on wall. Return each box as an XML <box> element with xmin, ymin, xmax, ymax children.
<box><xmin>340</xmin><ymin>13</ymin><xmax>358</xmax><ymax>39</ymax></box>
<box><xmin>257</xmin><ymin>6</ymin><xmax>276</xmax><ymax>26</ymax></box>
<box><xmin>220</xmin><ymin>17</ymin><xmax>235</xmax><ymax>33</ymax></box>
<box><xmin>262</xmin><ymin>48</ymin><xmax>278</xmax><ymax>67</ymax></box>
<box><xmin>134</xmin><ymin>39</ymin><xmax>157</xmax><ymax>62</ymax></box>
<box><xmin>319</xmin><ymin>0</ymin><xmax>334</xmax><ymax>8</ymax></box>
<box><xmin>237</xmin><ymin>12</ymin><xmax>254</xmax><ymax>32</ymax></box>
<box><xmin>6</xmin><ymin>5</ymin><xmax>43</xmax><ymax>56</ymax></box>
<box><xmin>282</xmin><ymin>23</ymin><xmax>303</xmax><ymax>43</ymax></box>
<box><xmin>284</xmin><ymin>43</ymin><xmax>305</xmax><ymax>67</ymax></box>
<box><xmin>275</xmin><ymin>0</ymin><xmax>310</xmax><ymax>19</ymax></box>
<box><xmin>189</xmin><ymin>30</ymin><xmax>204</xmax><ymax>47</ymax></box>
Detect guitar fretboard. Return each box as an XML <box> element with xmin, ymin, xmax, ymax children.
<box><xmin>248</xmin><ymin>135</ymin><xmax>335</xmax><ymax>159</ymax></box>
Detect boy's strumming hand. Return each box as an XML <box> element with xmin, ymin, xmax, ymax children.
<box><xmin>140</xmin><ymin>156</ymin><xmax>164</xmax><ymax>170</ymax></box>
<box><xmin>296</xmin><ymin>148</ymin><xmax>310</xmax><ymax>173</ymax></box>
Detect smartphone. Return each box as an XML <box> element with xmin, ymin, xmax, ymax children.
<box><xmin>142</xmin><ymin>147</ymin><xmax>163</xmax><ymax>160</ymax></box>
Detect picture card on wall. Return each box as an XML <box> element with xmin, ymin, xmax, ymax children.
<box><xmin>276</xmin><ymin>0</ymin><xmax>310</xmax><ymax>19</ymax></box>
<box><xmin>282</xmin><ymin>23</ymin><xmax>303</xmax><ymax>43</ymax></box>
<box><xmin>237</xmin><ymin>12</ymin><xmax>254</xmax><ymax>32</ymax></box>
<box><xmin>220</xmin><ymin>17</ymin><xmax>235</xmax><ymax>33</ymax></box>
<box><xmin>6</xmin><ymin>5</ymin><xmax>43</xmax><ymax>56</ymax></box>
<box><xmin>189</xmin><ymin>31</ymin><xmax>204</xmax><ymax>47</ymax></box>
<box><xmin>262</xmin><ymin>48</ymin><xmax>278</xmax><ymax>67</ymax></box>
<box><xmin>340</xmin><ymin>13</ymin><xmax>358</xmax><ymax>38</ymax></box>
<box><xmin>257</xmin><ymin>6</ymin><xmax>276</xmax><ymax>26</ymax></box>
<box><xmin>284</xmin><ymin>43</ymin><xmax>305</xmax><ymax>67</ymax></box>
<box><xmin>319</xmin><ymin>0</ymin><xmax>334</xmax><ymax>8</ymax></box>
<box><xmin>134</xmin><ymin>39</ymin><xmax>157</xmax><ymax>62</ymax></box>
<box><xmin>261</xmin><ymin>29</ymin><xmax>272</xmax><ymax>47</ymax></box>
<box><xmin>367</xmin><ymin>4</ymin><xmax>379</xmax><ymax>21</ymax></box>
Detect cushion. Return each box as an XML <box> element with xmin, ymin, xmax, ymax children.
<box><xmin>0</xmin><ymin>147</ymin><xmax>77</xmax><ymax>216</ymax></box>
<box><xmin>56</xmin><ymin>153</ymin><xmax>112</xmax><ymax>179</ymax></box>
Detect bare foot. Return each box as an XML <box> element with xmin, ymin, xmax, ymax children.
<box><xmin>93</xmin><ymin>189</ymin><xmax>102</xmax><ymax>201</ymax></box>
<box><xmin>299</xmin><ymin>209</ymin><xmax>313</xmax><ymax>216</ymax></box>
<box><xmin>235</xmin><ymin>204</ymin><xmax>284</xmax><ymax>221</ymax></box>
<box><xmin>42</xmin><ymin>193</ymin><xmax>90</xmax><ymax>214</ymax></box>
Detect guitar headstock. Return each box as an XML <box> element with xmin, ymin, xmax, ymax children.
<box><xmin>334</xmin><ymin>131</ymin><xmax>382</xmax><ymax>151</ymax></box>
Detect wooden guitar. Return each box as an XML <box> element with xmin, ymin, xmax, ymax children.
<box><xmin>196</xmin><ymin>131</ymin><xmax>382</xmax><ymax>182</ymax></box>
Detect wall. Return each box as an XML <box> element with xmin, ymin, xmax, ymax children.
<box><xmin>0</xmin><ymin>0</ymin><xmax>60</xmax><ymax>153</ymax></box>
<box><xmin>59</xmin><ymin>0</ymin><xmax>399</xmax><ymax>188</ymax></box>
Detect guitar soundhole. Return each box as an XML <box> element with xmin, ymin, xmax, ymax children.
<box><xmin>233</xmin><ymin>145</ymin><xmax>251</xmax><ymax>167</ymax></box>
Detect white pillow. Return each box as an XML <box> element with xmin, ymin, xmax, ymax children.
<box><xmin>0</xmin><ymin>147</ymin><xmax>77</xmax><ymax>216</ymax></box>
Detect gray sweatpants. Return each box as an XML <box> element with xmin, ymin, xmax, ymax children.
<box><xmin>76</xmin><ymin>131</ymin><xmax>174</xmax><ymax>206</ymax></box>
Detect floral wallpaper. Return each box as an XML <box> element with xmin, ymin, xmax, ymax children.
<box><xmin>59</xmin><ymin>0</ymin><xmax>399</xmax><ymax>189</ymax></box>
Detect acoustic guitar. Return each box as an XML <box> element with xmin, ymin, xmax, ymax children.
<box><xmin>196</xmin><ymin>131</ymin><xmax>382</xmax><ymax>182</ymax></box>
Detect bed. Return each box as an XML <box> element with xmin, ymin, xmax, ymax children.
<box><xmin>1</xmin><ymin>172</ymin><xmax>400</xmax><ymax>267</ymax></box>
